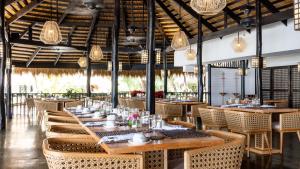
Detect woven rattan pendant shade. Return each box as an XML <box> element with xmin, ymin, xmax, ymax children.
<box><xmin>171</xmin><ymin>31</ymin><xmax>189</xmax><ymax>50</ymax></box>
<box><xmin>40</xmin><ymin>21</ymin><xmax>62</xmax><ymax>44</ymax></box>
<box><xmin>78</xmin><ymin>57</ymin><xmax>87</xmax><ymax>68</ymax></box>
<box><xmin>89</xmin><ymin>45</ymin><xmax>103</xmax><ymax>61</ymax></box>
<box><xmin>190</xmin><ymin>0</ymin><xmax>226</xmax><ymax>16</ymax></box>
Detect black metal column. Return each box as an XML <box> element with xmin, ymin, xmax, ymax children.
<box><xmin>240</xmin><ymin>60</ymin><xmax>246</xmax><ymax>100</ymax></box>
<box><xmin>162</xmin><ymin>37</ymin><xmax>168</xmax><ymax>98</ymax></box>
<box><xmin>6</xmin><ymin>28</ymin><xmax>12</xmax><ymax>119</ymax></box>
<box><xmin>146</xmin><ymin>0</ymin><xmax>155</xmax><ymax>114</ymax></box>
<box><xmin>256</xmin><ymin>0</ymin><xmax>263</xmax><ymax>105</ymax></box>
<box><xmin>197</xmin><ymin>16</ymin><xmax>204</xmax><ymax>102</ymax></box>
<box><xmin>86</xmin><ymin>50</ymin><xmax>91</xmax><ymax>97</ymax></box>
<box><xmin>111</xmin><ymin>0</ymin><xmax>120</xmax><ymax>108</ymax></box>
<box><xmin>207</xmin><ymin>64</ymin><xmax>212</xmax><ymax>105</ymax></box>
<box><xmin>0</xmin><ymin>0</ymin><xmax>7</xmax><ymax>130</ymax></box>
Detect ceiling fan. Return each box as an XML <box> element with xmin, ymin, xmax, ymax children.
<box><xmin>67</xmin><ymin>0</ymin><xmax>104</xmax><ymax>15</ymax></box>
<box><xmin>240</xmin><ymin>0</ymin><xmax>255</xmax><ymax>29</ymax></box>
<box><xmin>121</xmin><ymin>0</ymin><xmax>146</xmax><ymax>47</ymax></box>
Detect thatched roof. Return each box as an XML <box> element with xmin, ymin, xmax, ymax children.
<box><xmin>4</xmin><ymin>0</ymin><xmax>293</xmax><ymax>68</ymax></box>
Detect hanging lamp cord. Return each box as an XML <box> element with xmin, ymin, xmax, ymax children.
<box><xmin>56</xmin><ymin>0</ymin><xmax>58</xmax><ymax>22</ymax></box>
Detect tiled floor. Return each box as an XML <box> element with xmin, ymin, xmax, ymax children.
<box><xmin>0</xmin><ymin>108</ymin><xmax>300</xmax><ymax>169</ymax></box>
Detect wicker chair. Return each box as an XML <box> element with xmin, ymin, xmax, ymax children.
<box><xmin>35</xmin><ymin>100</ymin><xmax>59</xmax><ymax>124</ymax></box>
<box><xmin>46</xmin><ymin>125</ymin><xmax>92</xmax><ymax>139</ymax></box>
<box><xmin>273</xmin><ymin>112</ymin><xmax>300</xmax><ymax>154</ymax></box>
<box><xmin>43</xmin><ymin>138</ymin><xmax>144</xmax><ymax>169</ymax></box>
<box><xmin>26</xmin><ymin>98</ymin><xmax>35</xmax><ymax>112</ymax></box>
<box><xmin>118</xmin><ymin>97</ymin><xmax>127</xmax><ymax>107</ymax></box>
<box><xmin>131</xmin><ymin>99</ymin><xmax>146</xmax><ymax>111</ymax></box>
<box><xmin>224</xmin><ymin>110</ymin><xmax>272</xmax><ymax>157</ymax></box>
<box><xmin>183</xmin><ymin>130</ymin><xmax>245</xmax><ymax>169</ymax></box>
<box><xmin>64</xmin><ymin>100</ymin><xmax>83</xmax><ymax>109</ymax></box>
<box><xmin>198</xmin><ymin>108</ymin><xmax>227</xmax><ymax>130</ymax></box>
<box><xmin>155</xmin><ymin>103</ymin><xmax>182</xmax><ymax>120</ymax></box>
<box><xmin>46</xmin><ymin>110</ymin><xmax>71</xmax><ymax>117</ymax></box>
<box><xmin>45</xmin><ymin>113</ymin><xmax>79</xmax><ymax>128</ymax></box>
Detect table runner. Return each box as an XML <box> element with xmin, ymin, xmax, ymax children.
<box><xmin>159</xmin><ymin>129</ymin><xmax>210</xmax><ymax>139</ymax></box>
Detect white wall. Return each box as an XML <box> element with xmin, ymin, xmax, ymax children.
<box><xmin>210</xmin><ymin>68</ymin><xmax>255</xmax><ymax>106</ymax></box>
<box><xmin>174</xmin><ymin>19</ymin><xmax>300</xmax><ymax>66</ymax></box>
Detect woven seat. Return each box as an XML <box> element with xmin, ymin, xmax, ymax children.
<box><xmin>198</xmin><ymin>108</ymin><xmax>227</xmax><ymax>130</ymax></box>
<box><xmin>273</xmin><ymin>112</ymin><xmax>300</xmax><ymax>154</ymax></box>
<box><xmin>46</xmin><ymin>125</ymin><xmax>92</xmax><ymax>139</ymax></box>
<box><xmin>43</xmin><ymin>138</ymin><xmax>144</xmax><ymax>169</ymax></box>
<box><xmin>64</xmin><ymin>100</ymin><xmax>83</xmax><ymax>108</ymax></box>
<box><xmin>224</xmin><ymin>110</ymin><xmax>271</xmax><ymax>157</ymax></box>
<box><xmin>183</xmin><ymin>130</ymin><xmax>245</xmax><ymax>169</ymax></box>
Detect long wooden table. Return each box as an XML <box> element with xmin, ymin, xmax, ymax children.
<box><xmin>65</xmin><ymin>109</ymin><xmax>224</xmax><ymax>168</ymax></box>
<box><xmin>208</xmin><ymin>106</ymin><xmax>299</xmax><ymax>155</ymax></box>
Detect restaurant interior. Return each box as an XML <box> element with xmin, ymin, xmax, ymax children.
<box><xmin>0</xmin><ymin>0</ymin><xmax>300</xmax><ymax>168</ymax></box>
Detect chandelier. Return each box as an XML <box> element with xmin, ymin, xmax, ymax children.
<box><xmin>89</xmin><ymin>45</ymin><xmax>103</xmax><ymax>61</ymax></box>
<box><xmin>140</xmin><ymin>49</ymin><xmax>162</xmax><ymax>64</ymax></box>
<box><xmin>40</xmin><ymin>0</ymin><xmax>62</xmax><ymax>44</ymax></box>
<box><xmin>232</xmin><ymin>32</ymin><xmax>246</xmax><ymax>53</ymax></box>
<box><xmin>185</xmin><ymin>45</ymin><xmax>196</xmax><ymax>60</ymax></box>
<box><xmin>190</xmin><ymin>0</ymin><xmax>226</xmax><ymax>16</ymax></box>
<box><xmin>78</xmin><ymin>57</ymin><xmax>87</xmax><ymax>68</ymax></box>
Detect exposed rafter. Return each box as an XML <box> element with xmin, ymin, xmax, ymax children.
<box><xmin>172</xmin><ymin>0</ymin><xmax>218</xmax><ymax>32</ymax></box>
<box><xmin>58</xmin><ymin>3</ymin><xmax>72</xmax><ymax>25</ymax></box>
<box><xmin>223</xmin><ymin>7</ymin><xmax>240</xmax><ymax>25</ymax></box>
<box><xmin>66</xmin><ymin>26</ymin><xmax>76</xmax><ymax>46</ymax></box>
<box><xmin>121</xmin><ymin>0</ymin><xmax>129</xmax><ymax>37</ymax></box>
<box><xmin>156</xmin><ymin>0</ymin><xmax>193</xmax><ymax>38</ymax></box>
<box><xmin>6</xmin><ymin>0</ymin><xmax>44</xmax><ymax>25</ymax></box>
<box><xmin>260</xmin><ymin>0</ymin><xmax>287</xmax><ymax>25</ymax></box>
<box><xmin>54</xmin><ymin>52</ymin><xmax>62</xmax><ymax>66</ymax></box>
<box><xmin>85</xmin><ymin>11</ymin><xmax>100</xmax><ymax>47</ymax></box>
<box><xmin>26</xmin><ymin>47</ymin><xmax>41</xmax><ymax>67</ymax></box>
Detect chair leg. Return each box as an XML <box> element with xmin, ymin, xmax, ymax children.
<box><xmin>263</xmin><ymin>133</ymin><xmax>271</xmax><ymax>155</ymax></box>
<box><xmin>280</xmin><ymin>132</ymin><xmax>284</xmax><ymax>154</ymax></box>
<box><xmin>297</xmin><ymin>131</ymin><xmax>300</xmax><ymax>142</ymax></box>
<box><xmin>247</xmin><ymin>134</ymin><xmax>250</xmax><ymax>158</ymax></box>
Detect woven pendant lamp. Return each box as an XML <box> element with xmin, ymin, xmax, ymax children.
<box><xmin>40</xmin><ymin>0</ymin><xmax>62</xmax><ymax>44</ymax></box>
<box><xmin>171</xmin><ymin>7</ymin><xmax>189</xmax><ymax>50</ymax></box>
<box><xmin>89</xmin><ymin>45</ymin><xmax>103</xmax><ymax>61</ymax></box>
<box><xmin>190</xmin><ymin>0</ymin><xmax>226</xmax><ymax>16</ymax></box>
<box><xmin>78</xmin><ymin>57</ymin><xmax>87</xmax><ymax>68</ymax></box>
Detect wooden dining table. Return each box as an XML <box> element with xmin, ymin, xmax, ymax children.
<box><xmin>65</xmin><ymin>108</ymin><xmax>224</xmax><ymax>168</ymax></box>
<box><xmin>208</xmin><ymin>106</ymin><xmax>299</xmax><ymax>155</ymax></box>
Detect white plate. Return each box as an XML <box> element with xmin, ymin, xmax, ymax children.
<box><xmin>128</xmin><ymin>140</ymin><xmax>152</xmax><ymax>146</ymax></box>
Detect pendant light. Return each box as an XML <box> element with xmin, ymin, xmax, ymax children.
<box><xmin>295</xmin><ymin>0</ymin><xmax>300</xmax><ymax>30</ymax></box>
<box><xmin>251</xmin><ymin>57</ymin><xmax>267</xmax><ymax>68</ymax></box>
<box><xmin>190</xmin><ymin>0</ymin><xmax>226</xmax><ymax>16</ymax></box>
<box><xmin>89</xmin><ymin>28</ymin><xmax>103</xmax><ymax>61</ymax></box>
<box><xmin>185</xmin><ymin>45</ymin><xmax>196</xmax><ymax>60</ymax></box>
<box><xmin>232</xmin><ymin>32</ymin><xmax>246</xmax><ymax>53</ymax></box>
<box><xmin>40</xmin><ymin>0</ymin><xmax>62</xmax><ymax>44</ymax></box>
<box><xmin>155</xmin><ymin>48</ymin><xmax>161</xmax><ymax>64</ymax></box>
<box><xmin>171</xmin><ymin>7</ymin><xmax>189</xmax><ymax>50</ymax></box>
<box><xmin>78</xmin><ymin>57</ymin><xmax>87</xmax><ymax>68</ymax></box>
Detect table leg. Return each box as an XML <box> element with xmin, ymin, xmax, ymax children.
<box><xmin>164</xmin><ymin>150</ymin><xmax>168</xmax><ymax>169</ymax></box>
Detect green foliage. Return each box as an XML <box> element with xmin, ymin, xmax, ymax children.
<box><xmin>62</xmin><ymin>88</ymin><xmax>84</xmax><ymax>98</ymax></box>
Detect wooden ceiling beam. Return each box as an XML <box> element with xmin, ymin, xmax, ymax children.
<box><xmin>223</xmin><ymin>7</ymin><xmax>241</xmax><ymax>25</ymax></box>
<box><xmin>260</xmin><ymin>0</ymin><xmax>287</xmax><ymax>25</ymax></box>
<box><xmin>172</xmin><ymin>0</ymin><xmax>218</xmax><ymax>32</ymax></box>
<box><xmin>185</xmin><ymin>9</ymin><xmax>293</xmax><ymax>48</ymax></box>
<box><xmin>26</xmin><ymin>46</ymin><xmax>41</xmax><ymax>67</ymax></box>
<box><xmin>6</xmin><ymin>0</ymin><xmax>45</xmax><ymax>25</ymax></box>
<box><xmin>54</xmin><ymin>52</ymin><xmax>62</xmax><ymax>66</ymax></box>
<box><xmin>156</xmin><ymin>0</ymin><xmax>193</xmax><ymax>38</ymax></box>
<box><xmin>58</xmin><ymin>3</ymin><xmax>73</xmax><ymax>25</ymax></box>
<box><xmin>85</xmin><ymin>11</ymin><xmax>100</xmax><ymax>47</ymax></box>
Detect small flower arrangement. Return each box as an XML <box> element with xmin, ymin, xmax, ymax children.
<box><xmin>128</xmin><ymin>113</ymin><xmax>140</xmax><ymax>128</ymax></box>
